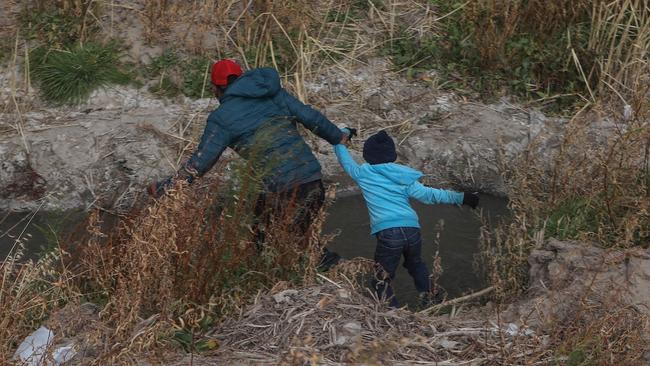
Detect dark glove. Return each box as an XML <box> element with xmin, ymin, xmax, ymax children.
<box><xmin>462</xmin><ymin>191</ymin><xmax>479</xmax><ymax>209</ymax></box>
<box><xmin>147</xmin><ymin>177</ymin><xmax>173</xmax><ymax>198</ymax></box>
<box><xmin>343</xmin><ymin>127</ymin><xmax>358</xmax><ymax>139</ymax></box>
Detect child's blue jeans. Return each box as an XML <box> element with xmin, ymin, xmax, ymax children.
<box><xmin>374</xmin><ymin>227</ymin><xmax>430</xmax><ymax>307</ymax></box>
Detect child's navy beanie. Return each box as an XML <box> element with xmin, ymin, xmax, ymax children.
<box><xmin>363</xmin><ymin>130</ymin><xmax>397</xmax><ymax>165</ymax></box>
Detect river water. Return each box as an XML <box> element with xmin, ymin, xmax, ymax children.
<box><xmin>0</xmin><ymin>210</ymin><xmax>85</xmax><ymax>260</ymax></box>
<box><xmin>323</xmin><ymin>193</ymin><xmax>509</xmax><ymax>307</ymax></box>
<box><xmin>1</xmin><ymin>193</ymin><xmax>508</xmax><ymax>307</ymax></box>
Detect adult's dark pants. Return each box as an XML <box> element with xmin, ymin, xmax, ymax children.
<box><xmin>254</xmin><ymin>179</ymin><xmax>340</xmax><ymax>268</ymax></box>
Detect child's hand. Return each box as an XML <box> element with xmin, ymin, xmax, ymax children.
<box><xmin>340</xmin><ymin>134</ymin><xmax>350</xmax><ymax>146</ymax></box>
<box><xmin>462</xmin><ymin>191</ymin><xmax>479</xmax><ymax>209</ymax></box>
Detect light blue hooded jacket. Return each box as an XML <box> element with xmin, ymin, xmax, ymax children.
<box><xmin>334</xmin><ymin>144</ymin><xmax>464</xmax><ymax>234</ymax></box>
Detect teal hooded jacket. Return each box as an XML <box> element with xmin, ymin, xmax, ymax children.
<box><xmin>184</xmin><ymin>67</ymin><xmax>343</xmax><ymax>192</ymax></box>
<box><xmin>334</xmin><ymin>144</ymin><xmax>464</xmax><ymax>234</ymax></box>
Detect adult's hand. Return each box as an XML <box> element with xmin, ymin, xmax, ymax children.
<box><xmin>147</xmin><ymin>177</ymin><xmax>173</xmax><ymax>198</ymax></box>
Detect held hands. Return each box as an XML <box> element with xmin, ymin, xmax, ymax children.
<box><xmin>462</xmin><ymin>191</ymin><xmax>479</xmax><ymax>209</ymax></box>
<box><xmin>344</xmin><ymin>127</ymin><xmax>358</xmax><ymax>138</ymax></box>
<box><xmin>340</xmin><ymin>134</ymin><xmax>350</xmax><ymax>146</ymax></box>
<box><xmin>340</xmin><ymin>127</ymin><xmax>358</xmax><ymax>146</ymax></box>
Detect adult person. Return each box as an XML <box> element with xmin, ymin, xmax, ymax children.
<box><xmin>148</xmin><ymin>59</ymin><xmax>347</xmax><ymax>267</ymax></box>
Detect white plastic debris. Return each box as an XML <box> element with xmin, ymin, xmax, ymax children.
<box><xmin>623</xmin><ymin>104</ymin><xmax>633</xmax><ymax>120</ymax></box>
<box><xmin>333</xmin><ymin>322</ymin><xmax>363</xmax><ymax>346</ymax></box>
<box><xmin>342</xmin><ymin>321</ymin><xmax>362</xmax><ymax>335</ymax></box>
<box><xmin>13</xmin><ymin>326</ymin><xmax>77</xmax><ymax>366</ymax></box>
<box><xmin>488</xmin><ymin>321</ymin><xmax>535</xmax><ymax>337</ymax></box>
<box><xmin>504</xmin><ymin>323</ymin><xmax>535</xmax><ymax>337</ymax></box>
<box><xmin>14</xmin><ymin>326</ymin><xmax>54</xmax><ymax>366</ymax></box>
<box><xmin>437</xmin><ymin>339</ymin><xmax>460</xmax><ymax>349</ymax></box>
<box><xmin>50</xmin><ymin>345</ymin><xmax>77</xmax><ymax>365</ymax></box>
<box><xmin>336</xmin><ymin>288</ymin><xmax>351</xmax><ymax>299</ymax></box>
<box><xmin>333</xmin><ymin>334</ymin><xmax>350</xmax><ymax>345</ymax></box>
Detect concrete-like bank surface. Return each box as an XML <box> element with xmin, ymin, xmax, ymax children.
<box><xmin>1</xmin><ymin>59</ymin><xmax>575</xmax><ymax>212</ymax></box>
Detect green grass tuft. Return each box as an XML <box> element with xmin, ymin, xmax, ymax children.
<box><xmin>0</xmin><ymin>36</ymin><xmax>12</xmax><ymax>63</ymax></box>
<box><xmin>30</xmin><ymin>42</ymin><xmax>131</xmax><ymax>105</ymax></box>
<box><xmin>182</xmin><ymin>56</ymin><xmax>212</xmax><ymax>98</ymax></box>
<box><xmin>545</xmin><ymin>197</ymin><xmax>599</xmax><ymax>241</ymax></box>
<box><xmin>382</xmin><ymin>0</ymin><xmax>597</xmax><ymax>111</ymax></box>
<box><xmin>147</xmin><ymin>50</ymin><xmax>211</xmax><ymax>99</ymax></box>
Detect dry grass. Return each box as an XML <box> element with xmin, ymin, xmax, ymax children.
<box><xmin>2</xmin><ymin>1</ymin><xmax>649</xmax><ymax>364</ymax></box>
<box><xmin>3</xmin><ymin>240</ymin><xmax>648</xmax><ymax>364</ymax></box>
<box><xmin>589</xmin><ymin>0</ymin><xmax>650</xmax><ymax>113</ymax></box>
<box><xmin>66</xmin><ymin>168</ymin><xmax>329</xmax><ymax>363</ymax></box>
<box><xmin>156</xmin><ymin>269</ymin><xmax>648</xmax><ymax>365</ymax></box>
<box><xmin>0</xmin><ymin>237</ymin><xmax>77</xmax><ymax>363</ymax></box>
<box><xmin>6</xmin><ymin>0</ymin><xmax>440</xmax><ymax>104</ymax></box>
<box><xmin>0</xmin><ymin>159</ymin><xmax>331</xmax><ymax>363</ymax></box>
<box><xmin>475</xmin><ymin>0</ymin><xmax>649</xmax><ymax>297</ymax></box>
<box><xmin>481</xmin><ymin>106</ymin><xmax>649</xmax><ymax>296</ymax></box>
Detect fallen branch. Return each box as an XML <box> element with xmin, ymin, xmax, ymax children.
<box><xmin>419</xmin><ymin>286</ymin><xmax>495</xmax><ymax>316</ymax></box>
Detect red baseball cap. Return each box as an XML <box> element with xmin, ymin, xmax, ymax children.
<box><xmin>211</xmin><ymin>59</ymin><xmax>243</xmax><ymax>87</ymax></box>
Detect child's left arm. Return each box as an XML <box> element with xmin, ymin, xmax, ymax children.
<box><xmin>406</xmin><ymin>181</ymin><xmax>464</xmax><ymax>205</ymax></box>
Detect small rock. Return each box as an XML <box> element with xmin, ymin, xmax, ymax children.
<box><xmin>333</xmin><ymin>334</ymin><xmax>350</xmax><ymax>345</ymax></box>
<box><xmin>342</xmin><ymin>321</ymin><xmax>362</xmax><ymax>335</ymax></box>
<box><xmin>336</xmin><ymin>288</ymin><xmax>350</xmax><ymax>299</ymax></box>
<box><xmin>437</xmin><ymin>339</ymin><xmax>459</xmax><ymax>349</ymax></box>
<box><xmin>272</xmin><ymin>289</ymin><xmax>299</xmax><ymax>304</ymax></box>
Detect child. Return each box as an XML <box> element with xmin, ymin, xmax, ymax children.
<box><xmin>334</xmin><ymin>129</ymin><xmax>479</xmax><ymax>307</ymax></box>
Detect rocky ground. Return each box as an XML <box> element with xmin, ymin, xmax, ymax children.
<box><xmin>1</xmin><ymin>57</ymin><xmax>573</xmax><ymax>212</ymax></box>
<box><xmin>0</xmin><ymin>0</ymin><xmax>615</xmax><ymax>212</ymax></box>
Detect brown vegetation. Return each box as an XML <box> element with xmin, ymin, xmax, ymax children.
<box><xmin>1</xmin><ymin>161</ymin><xmax>330</xmax><ymax>363</ymax></box>
<box><xmin>1</xmin><ymin>0</ymin><xmax>649</xmax><ymax>364</ymax></box>
<box><xmin>478</xmin><ymin>0</ymin><xmax>649</xmax><ymax>297</ymax></box>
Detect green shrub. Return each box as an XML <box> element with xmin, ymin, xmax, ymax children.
<box><xmin>384</xmin><ymin>31</ymin><xmax>437</xmax><ymax>71</ymax></box>
<box><xmin>0</xmin><ymin>38</ymin><xmax>10</xmax><ymax>63</ymax></box>
<box><xmin>147</xmin><ymin>50</ymin><xmax>211</xmax><ymax>99</ymax></box>
<box><xmin>147</xmin><ymin>49</ymin><xmax>180</xmax><ymax>75</ymax></box>
<box><xmin>182</xmin><ymin>56</ymin><xmax>212</xmax><ymax>98</ymax></box>
<box><xmin>30</xmin><ymin>42</ymin><xmax>131</xmax><ymax>105</ymax></box>
<box><xmin>384</xmin><ymin>0</ymin><xmax>600</xmax><ymax>110</ymax></box>
<box><xmin>545</xmin><ymin>197</ymin><xmax>600</xmax><ymax>241</ymax></box>
<box><xmin>19</xmin><ymin>1</ymin><xmax>101</xmax><ymax>48</ymax></box>
<box><xmin>21</xmin><ymin>9</ymin><xmax>80</xmax><ymax>47</ymax></box>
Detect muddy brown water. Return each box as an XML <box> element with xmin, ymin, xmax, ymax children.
<box><xmin>0</xmin><ymin>210</ymin><xmax>85</xmax><ymax>260</ymax></box>
<box><xmin>323</xmin><ymin>193</ymin><xmax>509</xmax><ymax>307</ymax></box>
<box><xmin>1</xmin><ymin>193</ymin><xmax>508</xmax><ymax>308</ymax></box>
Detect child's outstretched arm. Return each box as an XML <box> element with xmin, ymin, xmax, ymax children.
<box><xmin>334</xmin><ymin>129</ymin><xmax>361</xmax><ymax>180</ymax></box>
<box><xmin>334</xmin><ymin>144</ymin><xmax>362</xmax><ymax>180</ymax></box>
<box><xmin>406</xmin><ymin>181</ymin><xmax>464</xmax><ymax>205</ymax></box>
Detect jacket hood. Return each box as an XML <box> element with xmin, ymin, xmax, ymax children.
<box><xmin>369</xmin><ymin>163</ymin><xmax>422</xmax><ymax>185</ymax></box>
<box><xmin>224</xmin><ymin>67</ymin><xmax>281</xmax><ymax>98</ymax></box>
